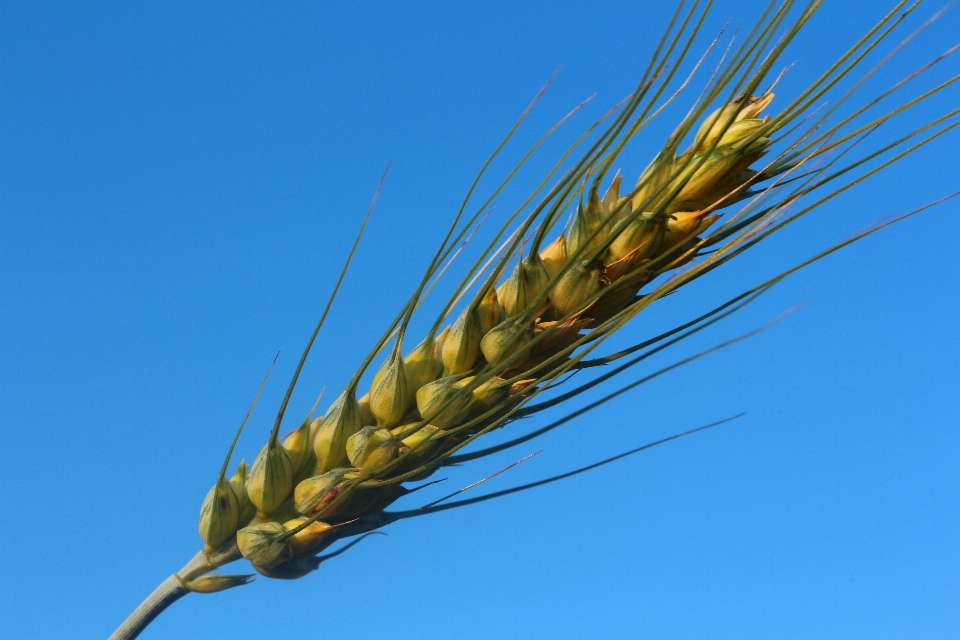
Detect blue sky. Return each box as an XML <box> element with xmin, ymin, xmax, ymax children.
<box><xmin>2</xmin><ymin>1</ymin><xmax>958</xmax><ymax>638</ymax></box>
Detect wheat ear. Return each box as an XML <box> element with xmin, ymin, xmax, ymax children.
<box><xmin>109</xmin><ymin>1</ymin><xmax>959</xmax><ymax>637</ymax></box>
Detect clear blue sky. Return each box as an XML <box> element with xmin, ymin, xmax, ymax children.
<box><xmin>2</xmin><ymin>1</ymin><xmax>958</xmax><ymax>638</ymax></box>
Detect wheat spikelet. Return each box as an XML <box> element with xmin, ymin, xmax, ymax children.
<box><xmin>109</xmin><ymin>1</ymin><xmax>959</xmax><ymax>637</ymax></box>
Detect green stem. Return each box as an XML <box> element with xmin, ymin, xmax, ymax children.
<box><xmin>108</xmin><ymin>545</ymin><xmax>241</xmax><ymax>640</ymax></box>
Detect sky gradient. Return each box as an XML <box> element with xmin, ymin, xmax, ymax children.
<box><xmin>2</xmin><ymin>1</ymin><xmax>959</xmax><ymax>638</ymax></box>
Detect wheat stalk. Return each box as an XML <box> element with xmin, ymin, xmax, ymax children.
<box><xmin>109</xmin><ymin>1</ymin><xmax>959</xmax><ymax>637</ymax></box>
